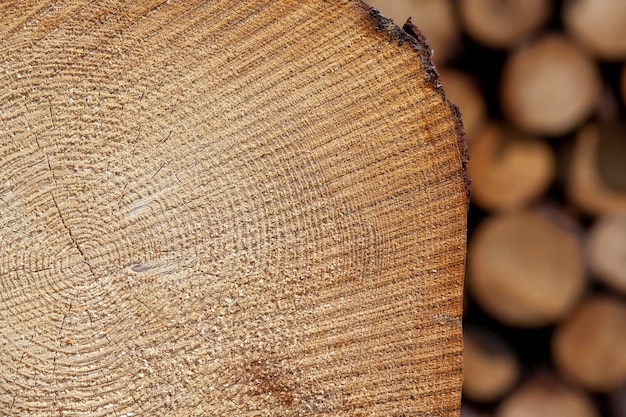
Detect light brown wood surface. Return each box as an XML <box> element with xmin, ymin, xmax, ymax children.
<box><xmin>0</xmin><ymin>1</ymin><xmax>468</xmax><ymax>415</ymax></box>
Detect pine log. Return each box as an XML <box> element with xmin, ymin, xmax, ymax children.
<box><xmin>567</xmin><ymin>123</ymin><xmax>626</xmax><ymax>215</ymax></box>
<box><xmin>496</xmin><ymin>373</ymin><xmax>600</xmax><ymax>417</ymax></box>
<box><xmin>468</xmin><ymin>209</ymin><xmax>585</xmax><ymax>327</ymax></box>
<box><xmin>587</xmin><ymin>214</ymin><xmax>626</xmax><ymax>294</ymax></box>
<box><xmin>0</xmin><ymin>1</ymin><xmax>468</xmax><ymax>416</ymax></box>
<box><xmin>439</xmin><ymin>69</ymin><xmax>487</xmax><ymax>140</ymax></box>
<box><xmin>459</xmin><ymin>0</ymin><xmax>551</xmax><ymax>49</ymax></box>
<box><xmin>463</xmin><ymin>326</ymin><xmax>520</xmax><ymax>402</ymax></box>
<box><xmin>364</xmin><ymin>0</ymin><xmax>459</xmax><ymax>64</ymax></box>
<box><xmin>552</xmin><ymin>295</ymin><xmax>626</xmax><ymax>392</ymax></box>
<box><xmin>563</xmin><ymin>0</ymin><xmax>626</xmax><ymax>60</ymax></box>
<box><xmin>468</xmin><ymin>123</ymin><xmax>555</xmax><ymax>212</ymax></box>
<box><xmin>500</xmin><ymin>34</ymin><xmax>601</xmax><ymax>136</ymax></box>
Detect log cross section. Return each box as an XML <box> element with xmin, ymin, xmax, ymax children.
<box><xmin>0</xmin><ymin>1</ymin><xmax>467</xmax><ymax>416</ymax></box>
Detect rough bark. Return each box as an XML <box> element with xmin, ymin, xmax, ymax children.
<box><xmin>439</xmin><ymin>69</ymin><xmax>486</xmax><ymax>140</ymax></box>
<box><xmin>365</xmin><ymin>0</ymin><xmax>459</xmax><ymax>64</ymax></box>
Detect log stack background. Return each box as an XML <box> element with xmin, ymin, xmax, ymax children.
<box><xmin>363</xmin><ymin>1</ymin><xmax>626</xmax><ymax>416</ymax></box>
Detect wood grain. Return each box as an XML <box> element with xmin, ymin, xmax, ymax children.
<box><xmin>0</xmin><ymin>1</ymin><xmax>467</xmax><ymax>415</ymax></box>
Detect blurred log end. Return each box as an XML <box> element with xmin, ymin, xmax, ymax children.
<box><xmin>500</xmin><ymin>34</ymin><xmax>601</xmax><ymax>136</ymax></box>
<box><xmin>552</xmin><ymin>295</ymin><xmax>626</xmax><ymax>392</ymax></box>
<box><xmin>468</xmin><ymin>124</ymin><xmax>555</xmax><ymax>212</ymax></box>
<box><xmin>460</xmin><ymin>0</ymin><xmax>551</xmax><ymax>49</ymax></box>
<box><xmin>588</xmin><ymin>214</ymin><xmax>626</xmax><ymax>294</ymax></box>
<box><xmin>563</xmin><ymin>0</ymin><xmax>626</xmax><ymax>60</ymax></box>
<box><xmin>496</xmin><ymin>373</ymin><xmax>600</xmax><ymax>417</ymax></box>
<box><xmin>468</xmin><ymin>209</ymin><xmax>585</xmax><ymax>327</ymax></box>
<box><xmin>463</xmin><ymin>326</ymin><xmax>520</xmax><ymax>402</ymax></box>
<box><xmin>567</xmin><ymin>123</ymin><xmax>626</xmax><ymax>215</ymax></box>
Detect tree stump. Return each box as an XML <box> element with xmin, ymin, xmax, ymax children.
<box><xmin>0</xmin><ymin>1</ymin><xmax>468</xmax><ymax>416</ymax></box>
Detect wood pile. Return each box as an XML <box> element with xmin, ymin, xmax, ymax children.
<box><xmin>365</xmin><ymin>1</ymin><xmax>626</xmax><ymax>416</ymax></box>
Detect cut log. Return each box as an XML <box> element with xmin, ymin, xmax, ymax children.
<box><xmin>468</xmin><ymin>123</ymin><xmax>555</xmax><ymax>212</ymax></box>
<box><xmin>587</xmin><ymin>214</ymin><xmax>626</xmax><ymax>294</ymax></box>
<box><xmin>439</xmin><ymin>69</ymin><xmax>487</xmax><ymax>140</ymax></box>
<box><xmin>500</xmin><ymin>34</ymin><xmax>601</xmax><ymax>136</ymax></box>
<box><xmin>364</xmin><ymin>0</ymin><xmax>459</xmax><ymax>64</ymax></box>
<box><xmin>495</xmin><ymin>373</ymin><xmax>600</xmax><ymax>417</ymax></box>
<box><xmin>567</xmin><ymin>123</ymin><xmax>626</xmax><ymax>215</ymax></box>
<box><xmin>459</xmin><ymin>0</ymin><xmax>551</xmax><ymax>49</ymax></box>
<box><xmin>552</xmin><ymin>295</ymin><xmax>626</xmax><ymax>392</ymax></box>
<box><xmin>463</xmin><ymin>326</ymin><xmax>520</xmax><ymax>402</ymax></box>
<box><xmin>0</xmin><ymin>1</ymin><xmax>468</xmax><ymax>416</ymax></box>
<box><xmin>563</xmin><ymin>0</ymin><xmax>626</xmax><ymax>60</ymax></box>
<box><xmin>468</xmin><ymin>208</ymin><xmax>585</xmax><ymax>327</ymax></box>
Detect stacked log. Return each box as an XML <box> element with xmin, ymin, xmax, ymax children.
<box><xmin>463</xmin><ymin>326</ymin><xmax>520</xmax><ymax>403</ymax></box>
<box><xmin>363</xmin><ymin>1</ymin><xmax>626</xmax><ymax>415</ymax></box>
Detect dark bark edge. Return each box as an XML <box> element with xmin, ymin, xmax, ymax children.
<box><xmin>359</xmin><ymin>2</ymin><xmax>471</xmax><ymax>208</ymax></box>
